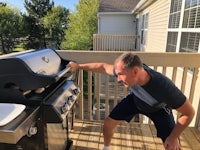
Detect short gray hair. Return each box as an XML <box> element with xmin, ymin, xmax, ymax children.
<box><xmin>114</xmin><ymin>53</ymin><xmax>143</xmax><ymax>69</ymax></box>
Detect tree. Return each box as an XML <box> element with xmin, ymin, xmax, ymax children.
<box><xmin>42</xmin><ymin>6</ymin><xmax>69</xmax><ymax>49</ymax></box>
<box><xmin>0</xmin><ymin>2</ymin><xmax>6</xmax><ymax>7</ymax></box>
<box><xmin>61</xmin><ymin>0</ymin><xmax>99</xmax><ymax>50</ymax></box>
<box><xmin>23</xmin><ymin>15</ymin><xmax>43</xmax><ymax>49</ymax></box>
<box><xmin>0</xmin><ymin>5</ymin><xmax>24</xmax><ymax>53</ymax></box>
<box><xmin>24</xmin><ymin>0</ymin><xmax>54</xmax><ymax>49</ymax></box>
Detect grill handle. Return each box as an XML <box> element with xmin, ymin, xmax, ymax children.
<box><xmin>56</xmin><ymin>67</ymin><xmax>71</xmax><ymax>80</ymax></box>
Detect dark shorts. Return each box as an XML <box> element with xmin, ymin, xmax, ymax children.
<box><xmin>109</xmin><ymin>93</ymin><xmax>176</xmax><ymax>142</ymax></box>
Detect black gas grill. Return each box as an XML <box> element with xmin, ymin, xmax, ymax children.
<box><xmin>0</xmin><ymin>49</ymin><xmax>80</xmax><ymax>150</ymax></box>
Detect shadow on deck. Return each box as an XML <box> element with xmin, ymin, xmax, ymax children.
<box><xmin>69</xmin><ymin>120</ymin><xmax>200</xmax><ymax>150</ymax></box>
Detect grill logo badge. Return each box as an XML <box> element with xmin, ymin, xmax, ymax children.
<box><xmin>42</xmin><ymin>56</ymin><xmax>49</xmax><ymax>63</ymax></box>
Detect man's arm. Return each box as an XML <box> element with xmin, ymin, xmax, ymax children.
<box><xmin>164</xmin><ymin>99</ymin><xmax>195</xmax><ymax>149</ymax></box>
<box><xmin>68</xmin><ymin>61</ymin><xmax>114</xmax><ymax>75</ymax></box>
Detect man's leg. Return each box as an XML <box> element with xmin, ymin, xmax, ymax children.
<box><xmin>145</xmin><ymin>107</ymin><xmax>175</xmax><ymax>142</ymax></box>
<box><xmin>103</xmin><ymin>117</ymin><xmax>121</xmax><ymax>146</ymax></box>
<box><xmin>102</xmin><ymin>93</ymin><xmax>139</xmax><ymax>149</ymax></box>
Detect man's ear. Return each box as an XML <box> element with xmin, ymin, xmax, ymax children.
<box><xmin>132</xmin><ymin>67</ymin><xmax>139</xmax><ymax>75</ymax></box>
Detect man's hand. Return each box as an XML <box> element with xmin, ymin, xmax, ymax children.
<box><xmin>67</xmin><ymin>61</ymin><xmax>79</xmax><ymax>72</ymax></box>
<box><xmin>164</xmin><ymin>137</ymin><xmax>181</xmax><ymax>150</ymax></box>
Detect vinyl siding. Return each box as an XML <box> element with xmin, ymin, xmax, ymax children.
<box><xmin>144</xmin><ymin>0</ymin><xmax>170</xmax><ymax>52</ymax></box>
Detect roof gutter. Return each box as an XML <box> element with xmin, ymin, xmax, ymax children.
<box><xmin>132</xmin><ymin>0</ymin><xmax>157</xmax><ymax>14</ymax></box>
<box><xmin>97</xmin><ymin>12</ymin><xmax>132</xmax><ymax>17</ymax></box>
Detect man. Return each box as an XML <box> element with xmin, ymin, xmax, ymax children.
<box><xmin>68</xmin><ymin>52</ymin><xmax>195</xmax><ymax>150</ymax></box>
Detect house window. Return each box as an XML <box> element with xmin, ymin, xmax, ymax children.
<box><xmin>166</xmin><ymin>0</ymin><xmax>200</xmax><ymax>53</ymax></box>
<box><xmin>180</xmin><ymin>32</ymin><xmax>200</xmax><ymax>52</ymax></box>
<box><xmin>141</xmin><ymin>13</ymin><xmax>149</xmax><ymax>45</ymax></box>
<box><xmin>166</xmin><ymin>32</ymin><xmax>178</xmax><ymax>52</ymax></box>
<box><xmin>168</xmin><ymin>0</ymin><xmax>182</xmax><ymax>28</ymax></box>
<box><xmin>183</xmin><ymin>0</ymin><xmax>200</xmax><ymax>28</ymax></box>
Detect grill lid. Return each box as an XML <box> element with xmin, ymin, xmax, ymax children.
<box><xmin>15</xmin><ymin>49</ymin><xmax>61</xmax><ymax>75</ymax></box>
<box><xmin>0</xmin><ymin>49</ymin><xmax>71</xmax><ymax>91</ymax></box>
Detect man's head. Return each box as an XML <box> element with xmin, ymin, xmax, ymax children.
<box><xmin>114</xmin><ymin>53</ymin><xmax>143</xmax><ymax>87</ymax></box>
<box><xmin>115</xmin><ymin>53</ymin><xmax>143</xmax><ymax>69</ymax></box>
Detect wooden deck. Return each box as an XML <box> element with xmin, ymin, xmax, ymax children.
<box><xmin>69</xmin><ymin>120</ymin><xmax>200</xmax><ymax>150</ymax></box>
<box><xmin>57</xmin><ymin>51</ymin><xmax>200</xmax><ymax>150</ymax></box>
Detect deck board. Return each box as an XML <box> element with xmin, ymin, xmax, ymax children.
<box><xmin>120</xmin><ymin>123</ymin><xmax>133</xmax><ymax>150</ymax></box>
<box><xmin>140</xmin><ymin>124</ymin><xmax>157</xmax><ymax>150</ymax></box>
<box><xmin>88</xmin><ymin>122</ymin><xmax>102</xmax><ymax>149</ymax></box>
<box><xmin>181</xmin><ymin>127</ymin><xmax>200</xmax><ymax>150</ymax></box>
<box><xmin>69</xmin><ymin>120</ymin><xmax>200</xmax><ymax>150</ymax></box>
<box><xmin>131</xmin><ymin>123</ymin><xmax>146</xmax><ymax>149</ymax></box>
<box><xmin>149</xmin><ymin>125</ymin><xmax>164</xmax><ymax>150</ymax></box>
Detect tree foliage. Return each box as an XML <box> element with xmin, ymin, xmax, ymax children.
<box><xmin>61</xmin><ymin>0</ymin><xmax>99</xmax><ymax>50</ymax></box>
<box><xmin>0</xmin><ymin>5</ymin><xmax>24</xmax><ymax>53</ymax></box>
<box><xmin>1</xmin><ymin>0</ymin><xmax>93</xmax><ymax>52</ymax></box>
<box><xmin>25</xmin><ymin>0</ymin><xmax>54</xmax><ymax>18</ymax></box>
<box><xmin>24</xmin><ymin>0</ymin><xmax>54</xmax><ymax>49</ymax></box>
<box><xmin>0</xmin><ymin>2</ymin><xmax>6</xmax><ymax>7</ymax></box>
<box><xmin>42</xmin><ymin>6</ymin><xmax>69</xmax><ymax>49</ymax></box>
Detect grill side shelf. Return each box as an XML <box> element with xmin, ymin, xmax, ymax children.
<box><xmin>0</xmin><ymin>107</ymin><xmax>40</xmax><ymax>144</ymax></box>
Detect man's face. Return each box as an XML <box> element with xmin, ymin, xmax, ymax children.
<box><xmin>114</xmin><ymin>61</ymin><xmax>139</xmax><ymax>88</ymax></box>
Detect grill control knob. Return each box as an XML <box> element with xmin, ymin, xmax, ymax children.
<box><xmin>27</xmin><ymin>127</ymin><xmax>37</xmax><ymax>137</ymax></box>
<box><xmin>61</xmin><ymin>103</ymin><xmax>69</xmax><ymax>113</ymax></box>
<box><xmin>67</xmin><ymin>95</ymin><xmax>73</xmax><ymax>105</ymax></box>
<box><xmin>72</xmin><ymin>88</ymin><xmax>80</xmax><ymax>95</ymax></box>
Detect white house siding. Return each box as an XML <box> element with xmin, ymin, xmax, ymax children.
<box><xmin>98</xmin><ymin>13</ymin><xmax>136</xmax><ymax>34</ymax></box>
<box><xmin>140</xmin><ymin>0</ymin><xmax>170</xmax><ymax>52</ymax></box>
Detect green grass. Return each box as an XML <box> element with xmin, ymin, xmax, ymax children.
<box><xmin>13</xmin><ymin>47</ymin><xmax>26</xmax><ymax>52</ymax></box>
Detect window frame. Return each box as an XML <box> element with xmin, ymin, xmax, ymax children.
<box><xmin>166</xmin><ymin>0</ymin><xmax>200</xmax><ymax>53</ymax></box>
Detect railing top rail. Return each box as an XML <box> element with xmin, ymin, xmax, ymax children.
<box><xmin>58</xmin><ymin>50</ymin><xmax>200</xmax><ymax>67</ymax></box>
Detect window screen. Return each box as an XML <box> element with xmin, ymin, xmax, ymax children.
<box><xmin>180</xmin><ymin>32</ymin><xmax>200</xmax><ymax>52</ymax></box>
<box><xmin>183</xmin><ymin>0</ymin><xmax>200</xmax><ymax>28</ymax></box>
<box><xmin>166</xmin><ymin>32</ymin><xmax>178</xmax><ymax>52</ymax></box>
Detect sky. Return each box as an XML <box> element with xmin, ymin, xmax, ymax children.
<box><xmin>1</xmin><ymin>0</ymin><xmax>79</xmax><ymax>12</ymax></box>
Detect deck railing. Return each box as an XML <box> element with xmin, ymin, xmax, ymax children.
<box><xmin>58</xmin><ymin>50</ymin><xmax>200</xmax><ymax>130</ymax></box>
<box><xmin>93</xmin><ymin>34</ymin><xmax>140</xmax><ymax>51</ymax></box>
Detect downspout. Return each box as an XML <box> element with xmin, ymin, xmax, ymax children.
<box><xmin>132</xmin><ymin>0</ymin><xmax>157</xmax><ymax>51</ymax></box>
<box><xmin>97</xmin><ymin>13</ymin><xmax>100</xmax><ymax>34</ymax></box>
<box><xmin>132</xmin><ymin>0</ymin><xmax>147</xmax><ymax>51</ymax></box>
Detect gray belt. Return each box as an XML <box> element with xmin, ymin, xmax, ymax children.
<box><xmin>131</xmin><ymin>85</ymin><xmax>169</xmax><ymax>113</ymax></box>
